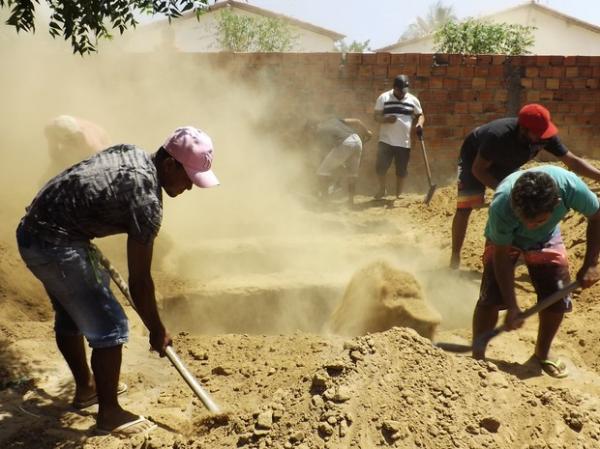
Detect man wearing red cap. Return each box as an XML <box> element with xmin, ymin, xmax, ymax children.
<box><xmin>16</xmin><ymin>127</ymin><xmax>218</xmax><ymax>436</ymax></box>
<box><xmin>450</xmin><ymin>104</ymin><xmax>600</xmax><ymax>269</ymax></box>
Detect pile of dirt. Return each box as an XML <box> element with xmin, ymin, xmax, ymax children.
<box><xmin>5</xmin><ymin>161</ymin><xmax>600</xmax><ymax>449</ymax></box>
<box><xmin>327</xmin><ymin>260</ymin><xmax>440</xmax><ymax>338</ymax></box>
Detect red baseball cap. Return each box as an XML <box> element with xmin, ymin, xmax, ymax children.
<box><xmin>517</xmin><ymin>104</ymin><xmax>558</xmax><ymax>139</ymax></box>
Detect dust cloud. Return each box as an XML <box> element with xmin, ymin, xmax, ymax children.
<box><xmin>0</xmin><ymin>24</ymin><xmax>476</xmax><ymax>338</ymax></box>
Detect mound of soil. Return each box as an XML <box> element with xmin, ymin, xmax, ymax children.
<box><xmin>327</xmin><ymin>260</ymin><xmax>440</xmax><ymax>339</ymax></box>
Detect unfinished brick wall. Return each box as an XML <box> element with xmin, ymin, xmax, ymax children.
<box><xmin>190</xmin><ymin>52</ymin><xmax>600</xmax><ymax>192</ymax></box>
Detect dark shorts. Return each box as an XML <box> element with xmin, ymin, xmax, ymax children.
<box><xmin>375</xmin><ymin>142</ymin><xmax>410</xmax><ymax>177</ymax></box>
<box><xmin>456</xmin><ymin>161</ymin><xmax>487</xmax><ymax>209</ymax></box>
<box><xmin>477</xmin><ymin>234</ymin><xmax>572</xmax><ymax>313</ymax></box>
<box><xmin>16</xmin><ymin>223</ymin><xmax>129</xmax><ymax>348</ymax></box>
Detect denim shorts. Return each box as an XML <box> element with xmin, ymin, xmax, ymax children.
<box><xmin>16</xmin><ymin>223</ymin><xmax>129</xmax><ymax>348</ymax></box>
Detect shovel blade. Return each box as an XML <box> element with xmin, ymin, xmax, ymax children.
<box><xmin>424</xmin><ymin>184</ymin><xmax>437</xmax><ymax>205</ymax></box>
<box><xmin>434</xmin><ymin>341</ymin><xmax>472</xmax><ymax>353</ymax></box>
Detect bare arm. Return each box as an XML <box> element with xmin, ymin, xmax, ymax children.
<box><xmin>343</xmin><ymin>118</ymin><xmax>373</xmax><ymax>143</ymax></box>
<box><xmin>493</xmin><ymin>245</ymin><xmax>523</xmax><ymax>329</ymax></box>
<box><xmin>578</xmin><ymin>209</ymin><xmax>600</xmax><ymax>288</ymax></box>
<box><xmin>127</xmin><ymin>236</ymin><xmax>171</xmax><ymax>355</ymax></box>
<box><xmin>559</xmin><ymin>151</ymin><xmax>600</xmax><ymax>183</ymax></box>
<box><xmin>373</xmin><ymin>110</ymin><xmax>396</xmax><ymax>124</ymax></box>
<box><xmin>472</xmin><ymin>152</ymin><xmax>499</xmax><ymax>189</ymax></box>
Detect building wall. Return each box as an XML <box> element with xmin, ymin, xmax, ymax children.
<box><xmin>177</xmin><ymin>52</ymin><xmax>600</xmax><ymax>192</ymax></box>
<box><xmin>122</xmin><ymin>9</ymin><xmax>339</xmax><ymax>53</ymax></box>
<box><xmin>383</xmin><ymin>7</ymin><xmax>600</xmax><ymax>56</ymax></box>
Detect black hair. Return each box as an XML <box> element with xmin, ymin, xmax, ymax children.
<box><xmin>511</xmin><ymin>171</ymin><xmax>560</xmax><ymax>219</ymax></box>
<box><xmin>154</xmin><ymin>146</ymin><xmax>183</xmax><ymax>169</ymax></box>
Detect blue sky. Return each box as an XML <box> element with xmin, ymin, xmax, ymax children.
<box><xmin>246</xmin><ymin>0</ymin><xmax>600</xmax><ymax>49</ymax></box>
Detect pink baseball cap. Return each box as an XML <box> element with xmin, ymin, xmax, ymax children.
<box><xmin>163</xmin><ymin>127</ymin><xmax>219</xmax><ymax>188</ymax></box>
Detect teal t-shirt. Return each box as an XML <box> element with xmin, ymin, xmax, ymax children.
<box><xmin>485</xmin><ymin>165</ymin><xmax>599</xmax><ymax>249</ymax></box>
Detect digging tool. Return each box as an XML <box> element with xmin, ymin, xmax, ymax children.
<box><xmin>417</xmin><ymin>130</ymin><xmax>437</xmax><ymax>205</ymax></box>
<box><xmin>93</xmin><ymin>245</ymin><xmax>221</xmax><ymax>414</ymax></box>
<box><xmin>435</xmin><ymin>281</ymin><xmax>580</xmax><ymax>354</ymax></box>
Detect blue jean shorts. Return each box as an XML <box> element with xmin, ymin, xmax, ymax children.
<box><xmin>16</xmin><ymin>223</ymin><xmax>129</xmax><ymax>348</ymax></box>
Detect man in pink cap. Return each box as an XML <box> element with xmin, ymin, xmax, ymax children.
<box><xmin>450</xmin><ymin>103</ymin><xmax>600</xmax><ymax>269</ymax></box>
<box><xmin>16</xmin><ymin>126</ymin><xmax>217</xmax><ymax>436</ymax></box>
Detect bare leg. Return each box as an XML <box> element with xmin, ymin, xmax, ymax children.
<box><xmin>55</xmin><ymin>334</ymin><xmax>95</xmax><ymax>403</ymax></box>
<box><xmin>534</xmin><ymin>310</ymin><xmax>564</xmax><ymax>360</ymax></box>
<box><xmin>347</xmin><ymin>179</ymin><xmax>356</xmax><ymax>206</ymax></box>
<box><xmin>92</xmin><ymin>345</ymin><xmax>138</xmax><ymax>431</ymax></box>
<box><xmin>472</xmin><ymin>304</ymin><xmax>499</xmax><ymax>360</ymax></box>
<box><xmin>395</xmin><ymin>176</ymin><xmax>405</xmax><ymax>198</ymax></box>
<box><xmin>375</xmin><ymin>175</ymin><xmax>386</xmax><ymax>199</ymax></box>
<box><xmin>451</xmin><ymin>208</ymin><xmax>473</xmax><ymax>269</ymax></box>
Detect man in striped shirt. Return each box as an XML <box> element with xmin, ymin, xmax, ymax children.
<box><xmin>373</xmin><ymin>74</ymin><xmax>425</xmax><ymax>199</ymax></box>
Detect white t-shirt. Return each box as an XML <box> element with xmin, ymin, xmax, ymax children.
<box><xmin>374</xmin><ymin>90</ymin><xmax>423</xmax><ymax>148</ymax></box>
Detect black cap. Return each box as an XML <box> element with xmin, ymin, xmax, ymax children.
<box><xmin>393</xmin><ymin>74</ymin><xmax>410</xmax><ymax>89</ymax></box>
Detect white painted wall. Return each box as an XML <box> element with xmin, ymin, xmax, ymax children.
<box><xmin>121</xmin><ymin>8</ymin><xmax>338</xmax><ymax>53</ymax></box>
<box><xmin>383</xmin><ymin>6</ymin><xmax>600</xmax><ymax>55</ymax></box>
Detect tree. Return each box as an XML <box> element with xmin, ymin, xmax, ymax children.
<box><xmin>216</xmin><ymin>8</ymin><xmax>296</xmax><ymax>52</ymax></box>
<box><xmin>335</xmin><ymin>39</ymin><xmax>371</xmax><ymax>53</ymax></box>
<box><xmin>400</xmin><ymin>1</ymin><xmax>456</xmax><ymax>41</ymax></box>
<box><xmin>0</xmin><ymin>0</ymin><xmax>209</xmax><ymax>55</ymax></box>
<box><xmin>434</xmin><ymin>19</ymin><xmax>536</xmax><ymax>55</ymax></box>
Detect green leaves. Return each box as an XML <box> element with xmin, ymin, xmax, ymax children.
<box><xmin>1</xmin><ymin>0</ymin><xmax>209</xmax><ymax>54</ymax></box>
<box><xmin>216</xmin><ymin>8</ymin><xmax>296</xmax><ymax>52</ymax></box>
<box><xmin>434</xmin><ymin>19</ymin><xmax>535</xmax><ymax>55</ymax></box>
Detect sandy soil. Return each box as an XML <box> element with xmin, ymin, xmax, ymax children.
<box><xmin>3</xmin><ymin>163</ymin><xmax>600</xmax><ymax>449</ymax></box>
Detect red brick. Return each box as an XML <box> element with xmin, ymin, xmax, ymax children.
<box><xmin>576</xmin><ymin>56</ymin><xmax>591</xmax><ymax>66</ymax></box>
<box><xmin>345</xmin><ymin>53</ymin><xmax>362</xmax><ymax>64</ymax></box>
<box><xmin>587</xmin><ymin>78</ymin><xmax>600</xmax><ymax>89</ymax></box>
<box><xmin>474</xmin><ymin>66</ymin><xmax>489</xmax><ymax>77</ymax></box>
<box><xmin>431</xmin><ymin>66</ymin><xmax>447</xmax><ymax>76</ymax></box>
<box><xmin>358</xmin><ymin>65</ymin><xmax>373</xmax><ymax>79</ymax></box>
<box><xmin>472</xmin><ymin>77</ymin><xmax>486</xmax><ymax>88</ymax></box>
<box><xmin>390</xmin><ymin>54</ymin><xmax>406</xmax><ymax>64</ymax></box>
<box><xmin>460</xmin><ymin>66</ymin><xmax>475</xmax><ymax>77</ymax></box>
<box><xmin>536</xmin><ymin>55</ymin><xmax>551</xmax><ymax>66</ymax></box>
<box><xmin>478</xmin><ymin>55</ymin><xmax>493</xmax><ymax>65</ymax></box>
<box><xmin>362</xmin><ymin>53</ymin><xmax>377</xmax><ymax>65</ymax></box>
<box><xmin>492</xmin><ymin>55</ymin><xmax>507</xmax><ymax>65</ymax></box>
<box><xmin>526</xmin><ymin>90</ymin><xmax>541</xmax><ymax>102</ymax></box>
<box><xmin>494</xmin><ymin>90</ymin><xmax>508</xmax><ymax>102</ymax></box>
<box><xmin>521</xmin><ymin>78</ymin><xmax>533</xmax><ymax>88</ymax></box>
<box><xmin>573</xmin><ymin>79</ymin><xmax>587</xmax><ymax>89</ymax></box>
<box><xmin>464</xmin><ymin>56</ymin><xmax>477</xmax><ymax>66</ymax></box>
<box><xmin>417</xmin><ymin>66</ymin><xmax>431</xmax><ymax>77</ymax></box>
<box><xmin>489</xmin><ymin>66</ymin><xmax>504</xmax><ymax>77</ymax></box>
<box><xmin>373</xmin><ymin>65</ymin><xmax>388</xmax><ymax>79</ymax></box>
<box><xmin>429</xmin><ymin>77</ymin><xmax>444</xmax><ymax>89</ymax></box>
<box><xmin>550</xmin><ymin>56</ymin><xmax>564</xmax><ymax>66</ymax></box>
<box><xmin>565</xmin><ymin>67</ymin><xmax>579</xmax><ymax>78</ymax></box>
<box><xmin>443</xmin><ymin>78</ymin><xmax>459</xmax><ymax>89</ymax></box>
<box><xmin>449</xmin><ymin>54</ymin><xmax>462</xmax><ymax>65</ymax></box>
<box><xmin>580</xmin><ymin>67</ymin><xmax>593</xmax><ymax>77</ymax></box>
<box><xmin>525</xmin><ymin>67</ymin><xmax>539</xmax><ymax>77</ymax></box>
<box><xmin>376</xmin><ymin>52</ymin><xmax>391</xmax><ymax>65</ymax></box>
<box><xmin>540</xmin><ymin>91</ymin><xmax>553</xmax><ymax>101</ymax></box>
<box><xmin>405</xmin><ymin>54</ymin><xmax>419</xmax><ymax>65</ymax></box>
<box><xmin>564</xmin><ymin>56</ymin><xmax>577</xmax><ymax>66</ymax></box>
<box><xmin>455</xmin><ymin>103</ymin><xmax>469</xmax><ymax>114</ymax></box>
<box><xmin>546</xmin><ymin>78</ymin><xmax>560</xmax><ymax>89</ymax></box>
<box><xmin>446</xmin><ymin>65</ymin><xmax>460</xmax><ymax>77</ymax></box>
<box><xmin>419</xmin><ymin>54</ymin><xmax>434</xmax><ymax>65</ymax></box>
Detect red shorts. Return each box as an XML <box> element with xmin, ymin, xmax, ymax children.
<box><xmin>477</xmin><ymin>233</ymin><xmax>572</xmax><ymax>313</ymax></box>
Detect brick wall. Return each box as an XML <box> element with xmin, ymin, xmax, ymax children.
<box><xmin>185</xmin><ymin>52</ymin><xmax>600</xmax><ymax>192</ymax></box>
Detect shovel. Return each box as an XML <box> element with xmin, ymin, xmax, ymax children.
<box><xmin>435</xmin><ymin>280</ymin><xmax>580</xmax><ymax>354</ymax></box>
<box><xmin>417</xmin><ymin>130</ymin><xmax>437</xmax><ymax>205</ymax></box>
<box><xmin>92</xmin><ymin>245</ymin><xmax>222</xmax><ymax>414</ymax></box>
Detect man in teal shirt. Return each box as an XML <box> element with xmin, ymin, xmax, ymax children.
<box><xmin>472</xmin><ymin>165</ymin><xmax>600</xmax><ymax>378</ymax></box>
